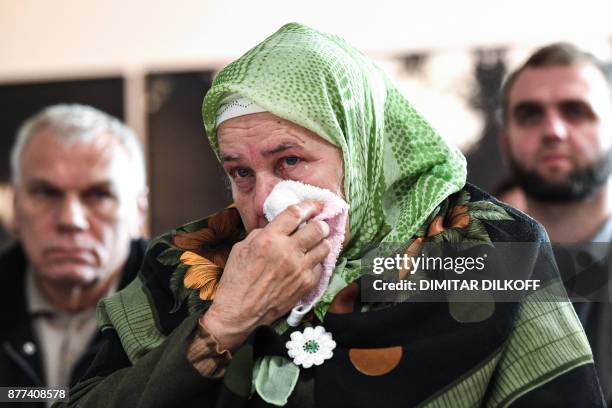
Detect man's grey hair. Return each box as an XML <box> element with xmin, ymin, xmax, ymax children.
<box><xmin>11</xmin><ymin>104</ymin><xmax>147</xmax><ymax>190</ymax></box>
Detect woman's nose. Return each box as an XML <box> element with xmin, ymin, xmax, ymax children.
<box><xmin>253</xmin><ymin>173</ymin><xmax>283</xmax><ymax>220</ymax></box>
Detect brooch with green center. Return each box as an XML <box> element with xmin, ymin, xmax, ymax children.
<box><xmin>286</xmin><ymin>326</ymin><xmax>336</xmax><ymax>368</ymax></box>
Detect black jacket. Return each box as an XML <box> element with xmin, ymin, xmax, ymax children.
<box><xmin>553</xmin><ymin>238</ymin><xmax>612</xmax><ymax>405</ymax></box>
<box><xmin>0</xmin><ymin>240</ymin><xmax>146</xmax><ymax>407</ymax></box>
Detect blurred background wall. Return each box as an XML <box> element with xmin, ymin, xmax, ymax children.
<box><xmin>1</xmin><ymin>0</ymin><xmax>611</xmax><ymax>240</ymax></box>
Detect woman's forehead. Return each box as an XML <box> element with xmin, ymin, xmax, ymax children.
<box><xmin>218</xmin><ymin>112</ymin><xmax>302</xmax><ymax>138</ymax></box>
<box><xmin>218</xmin><ymin>119</ymin><xmax>342</xmax><ymax>172</ymax></box>
<box><xmin>218</xmin><ymin>113</ymin><xmax>336</xmax><ymax>151</ymax></box>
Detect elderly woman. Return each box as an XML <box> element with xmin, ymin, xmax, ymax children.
<box><xmin>64</xmin><ymin>24</ymin><xmax>602</xmax><ymax>407</ymax></box>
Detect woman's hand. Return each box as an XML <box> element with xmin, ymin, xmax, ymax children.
<box><xmin>200</xmin><ymin>200</ymin><xmax>331</xmax><ymax>351</ymax></box>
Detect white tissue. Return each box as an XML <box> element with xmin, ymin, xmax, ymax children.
<box><xmin>263</xmin><ymin>180</ymin><xmax>349</xmax><ymax>326</ymax></box>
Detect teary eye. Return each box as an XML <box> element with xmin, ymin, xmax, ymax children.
<box><xmin>231</xmin><ymin>168</ymin><xmax>251</xmax><ymax>178</ymax></box>
<box><xmin>284</xmin><ymin>156</ymin><xmax>300</xmax><ymax>166</ymax></box>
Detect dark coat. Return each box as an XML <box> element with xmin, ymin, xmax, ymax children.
<box><xmin>0</xmin><ymin>240</ymin><xmax>146</xmax><ymax>408</ymax></box>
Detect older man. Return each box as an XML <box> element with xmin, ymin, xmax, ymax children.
<box><xmin>500</xmin><ymin>43</ymin><xmax>612</xmax><ymax>403</ymax></box>
<box><xmin>0</xmin><ymin>104</ymin><xmax>148</xmax><ymax>400</ymax></box>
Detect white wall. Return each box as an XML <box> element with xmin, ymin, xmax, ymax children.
<box><xmin>1</xmin><ymin>0</ymin><xmax>611</xmax><ymax>82</ymax></box>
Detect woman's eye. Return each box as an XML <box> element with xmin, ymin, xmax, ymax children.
<box><xmin>283</xmin><ymin>156</ymin><xmax>300</xmax><ymax>166</ymax></box>
<box><xmin>233</xmin><ymin>168</ymin><xmax>251</xmax><ymax>178</ymax></box>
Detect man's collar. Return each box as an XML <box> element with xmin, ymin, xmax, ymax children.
<box><xmin>26</xmin><ymin>265</ymin><xmax>56</xmax><ymax>317</ymax></box>
<box><xmin>590</xmin><ymin>215</ymin><xmax>612</xmax><ymax>243</ymax></box>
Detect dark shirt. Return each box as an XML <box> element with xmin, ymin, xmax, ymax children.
<box><xmin>553</xmin><ymin>218</ymin><xmax>612</xmax><ymax>406</ymax></box>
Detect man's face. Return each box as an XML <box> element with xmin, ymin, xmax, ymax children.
<box><xmin>217</xmin><ymin>112</ymin><xmax>344</xmax><ymax>233</ymax></box>
<box><xmin>13</xmin><ymin>129</ymin><xmax>147</xmax><ymax>286</ymax></box>
<box><xmin>504</xmin><ymin>63</ymin><xmax>612</xmax><ymax>202</ymax></box>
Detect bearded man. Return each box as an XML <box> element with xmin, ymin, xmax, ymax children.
<box><xmin>500</xmin><ymin>42</ymin><xmax>612</xmax><ymax>404</ymax></box>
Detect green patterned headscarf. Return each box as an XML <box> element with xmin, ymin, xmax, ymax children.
<box><xmin>203</xmin><ymin>22</ymin><xmax>466</xmax><ymax>318</ymax></box>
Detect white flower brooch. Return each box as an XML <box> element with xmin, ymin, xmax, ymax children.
<box><xmin>286</xmin><ymin>326</ymin><xmax>336</xmax><ymax>368</ymax></box>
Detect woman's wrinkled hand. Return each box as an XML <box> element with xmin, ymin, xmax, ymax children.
<box><xmin>200</xmin><ymin>200</ymin><xmax>331</xmax><ymax>352</ymax></box>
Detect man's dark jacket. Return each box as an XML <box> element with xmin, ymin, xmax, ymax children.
<box><xmin>0</xmin><ymin>240</ymin><xmax>146</xmax><ymax>407</ymax></box>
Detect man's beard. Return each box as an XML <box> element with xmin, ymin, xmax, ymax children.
<box><xmin>509</xmin><ymin>150</ymin><xmax>612</xmax><ymax>203</ymax></box>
